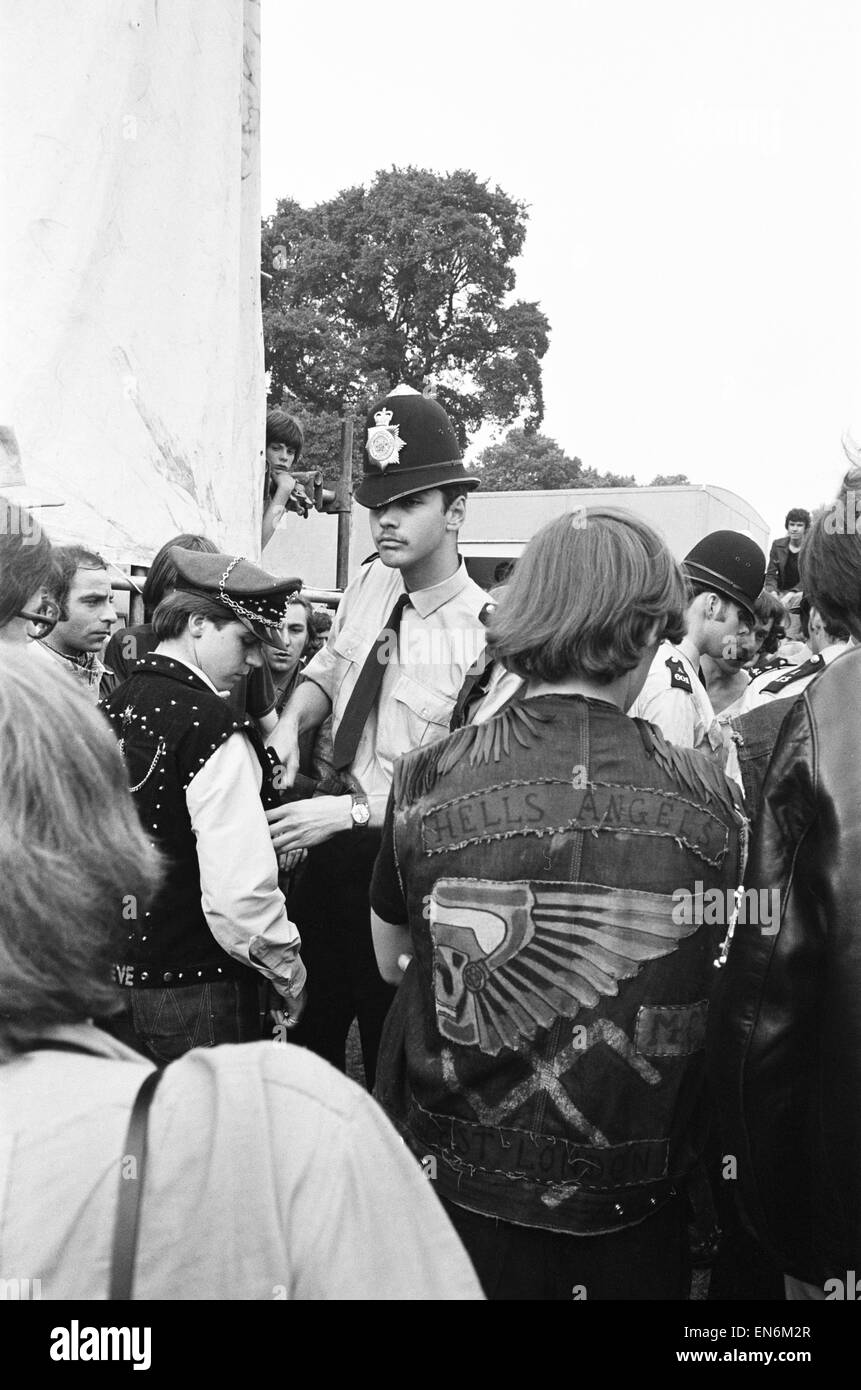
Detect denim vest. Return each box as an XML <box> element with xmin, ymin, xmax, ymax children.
<box><xmin>376</xmin><ymin>694</ymin><xmax>746</xmax><ymax>1235</ymax></box>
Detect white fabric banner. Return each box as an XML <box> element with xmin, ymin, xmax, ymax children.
<box><xmin>0</xmin><ymin>0</ymin><xmax>264</xmax><ymax>562</ymax></box>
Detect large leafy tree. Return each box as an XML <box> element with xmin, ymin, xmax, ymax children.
<box><xmin>476</xmin><ymin>428</ymin><xmax>635</xmax><ymax>491</ymax></box>
<box><xmin>262</xmin><ymin>168</ymin><xmax>550</xmax><ymax>447</ymax></box>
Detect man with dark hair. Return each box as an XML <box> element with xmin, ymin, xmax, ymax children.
<box><xmin>265</xmin><ymin>385</ymin><xmax>489</xmax><ymax>1086</ymax></box>
<box><xmin>765</xmin><ymin>507</ymin><xmax>811</xmax><ymax>595</ymax></box>
<box><xmin>101</xmin><ymin>549</ymin><xmax>307</xmax><ymax>1061</ymax></box>
<box><xmin>264</xmin><ymin>594</ymin><xmax>321</xmax><ymax>717</ymax></box>
<box><xmin>262</xmin><ymin>408</ymin><xmax>311</xmax><ymax>548</ymax></box>
<box><xmin>736</xmin><ymin>599</ymin><xmax>849</xmax><ymax>713</ymax></box>
<box><xmin>628</xmin><ymin>530</ymin><xmax>765</xmax><ymax>766</ymax></box>
<box><xmin>32</xmin><ymin>545</ymin><xmax>116</xmax><ymax>700</ymax></box>
<box><xmin>764</xmin><ymin>507</ymin><xmax>811</xmax><ymax>638</ymax></box>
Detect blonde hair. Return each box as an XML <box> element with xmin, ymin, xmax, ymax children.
<box><xmin>487</xmin><ymin>507</ymin><xmax>686</xmax><ymax>683</ymax></box>
<box><xmin>0</xmin><ymin>652</ymin><xmax>163</xmax><ymax>1056</ymax></box>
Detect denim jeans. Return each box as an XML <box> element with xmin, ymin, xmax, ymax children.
<box><xmin>116</xmin><ymin>979</ymin><xmax>265</xmax><ymax>1064</ymax></box>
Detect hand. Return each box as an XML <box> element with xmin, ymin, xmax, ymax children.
<box><xmin>284</xmin><ymin>481</ymin><xmax>312</xmax><ymax>518</ymax></box>
<box><xmin>277</xmin><ymin>846</ymin><xmax>308</xmax><ymax>874</ymax></box>
<box><xmin>270</xmin><ymin>466</ymin><xmax>297</xmax><ymax>505</ymax></box>
<box><xmin>266</xmin><ymin>795</ymin><xmax>352</xmax><ymax>852</ymax></box>
<box><xmin>271</xmin><ymin>987</ymin><xmax>307</xmax><ymax>1031</ymax></box>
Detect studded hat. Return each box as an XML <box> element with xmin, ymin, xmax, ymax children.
<box><xmin>683</xmin><ymin>530</ymin><xmax>766</xmax><ymax>622</ymax></box>
<box><xmin>353</xmin><ymin>385</ymin><xmax>481</xmax><ymax>509</ymax></box>
<box><xmin>169</xmin><ymin>547</ymin><xmax>303</xmax><ymax>650</ymax></box>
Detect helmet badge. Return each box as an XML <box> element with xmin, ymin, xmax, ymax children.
<box><xmin>365</xmin><ymin>407</ymin><xmax>406</xmax><ymax>471</ymax></box>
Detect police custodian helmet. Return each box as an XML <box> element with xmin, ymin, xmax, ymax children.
<box><xmin>683</xmin><ymin>530</ymin><xmax>766</xmax><ymax>622</ymax></box>
<box><xmin>353</xmin><ymin>385</ymin><xmax>481</xmax><ymax>509</ymax></box>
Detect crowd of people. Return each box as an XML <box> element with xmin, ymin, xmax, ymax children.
<box><xmin>1</xmin><ymin>392</ymin><xmax>857</xmax><ymax>1302</ymax></box>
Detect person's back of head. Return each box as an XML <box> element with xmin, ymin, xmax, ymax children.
<box><xmin>141</xmin><ymin>533</ymin><xmax>219</xmax><ymax>618</ymax></box>
<box><xmin>486</xmin><ymin>507</ymin><xmax>686</xmax><ymax>684</ymax></box>
<box><xmin>0</xmin><ymin>496</ymin><xmax>55</xmax><ymax>639</ymax></box>
<box><xmin>0</xmin><ymin>651</ymin><xmax>162</xmax><ymax>1057</ymax></box>
<box><xmin>801</xmin><ymin>469</ymin><xmax>861</xmax><ymax>641</ymax></box>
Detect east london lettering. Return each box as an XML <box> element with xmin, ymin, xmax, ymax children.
<box><xmin>435</xmin><ymin>1124</ymin><xmax>668</xmax><ymax>1187</ymax></box>
<box><xmin>50</xmin><ymin>1321</ymin><xmax>151</xmax><ymax>1370</ymax></box>
<box><xmin>420</xmin><ymin>780</ymin><xmax>728</xmax><ymax>867</ymax></box>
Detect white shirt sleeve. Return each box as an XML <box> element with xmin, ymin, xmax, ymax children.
<box><xmin>630</xmin><ymin>672</ymin><xmax>697</xmax><ymax>748</ymax></box>
<box><xmin>185</xmin><ymin>733</ymin><xmax>305</xmax><ymax>997</ymax></box>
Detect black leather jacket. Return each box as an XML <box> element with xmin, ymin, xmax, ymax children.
<box><xmin>764</xmin><ymin>536</ymin><xmax>801</xmax><ymax>593</ymax></box>
<box><xmin>711</xmin><ymin>644</ymin><xmax>861</xmax><ymax>1283</ymax></box>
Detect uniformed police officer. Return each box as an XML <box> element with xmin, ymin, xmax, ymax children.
<box><xmin>265</xmin><ymin>385</ymin><xmax>490</xmax><ymax>1086</ymax></box>
<box><xmin>629</xmin><ymin>530</ymin><xmax>766</xmax><ymax>761</ymax></box>
<box><xmin>102</xmin><ymin>549</ymin><xmax>307</xmax><ymax>1062</ymax></box>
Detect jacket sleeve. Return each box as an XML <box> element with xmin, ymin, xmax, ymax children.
<box><xmin>185</xmin><ymin>732</ymin><xmax>305</xmax><ymax>999</ymax></box>
<box><xmin>763</xmin><ymin>540</ymin><xmax>782</xmax><ymax>593</ymax></box>
<box><xmin>710</xmin><ymin>694</ymin><xmax>826</xmax><ymax>1279</ymax></box>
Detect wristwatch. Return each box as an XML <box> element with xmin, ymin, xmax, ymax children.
<box><xmin>349</xmin><ymin>790</ymin><xmax>371</xmax><ymax>828</ymax></box>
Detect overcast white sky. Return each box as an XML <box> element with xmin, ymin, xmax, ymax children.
<box><xmin>260</xmin><ymin>0</ymin><xmax>861</xmax><ymax>542</ymax></box>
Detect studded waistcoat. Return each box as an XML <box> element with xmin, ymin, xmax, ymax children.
<box><xmin>376</xmin><ymin>694</ymin><xmax>746</xmax><ymax>1235</ymax></box>
<box><xmin>102</xmin><ymin>655</ymin><xmax>274</xmax><ymax>983</ymax></box>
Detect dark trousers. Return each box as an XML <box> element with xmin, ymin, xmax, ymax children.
<box><xmin>440</xmin><ymin>1196</ymin><xmax>691</xmax><ymax>1301</ymax></box>
<box><xmin>105</xmin><ymin>977</ymin><xmax>265</xmax><ymax>1065</ymax></box>
<box><xmin>287</xmin><ymin>828</ymin><xmax>396</xmax><ymax>1089</ymax></box>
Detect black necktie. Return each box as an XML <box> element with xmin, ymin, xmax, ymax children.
<box><xmin>332</xmin><ymin>591</ymin><xmax>410</xmax><ymax>770</ymax></box>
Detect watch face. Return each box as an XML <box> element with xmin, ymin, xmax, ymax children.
<box><xmin>352</xmin><ymin>799</ymin><xmax>371</xmax><ymax>825</ymax></box>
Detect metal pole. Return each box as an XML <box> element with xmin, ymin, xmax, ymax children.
<box><xmin>129</xmin><ymin>565</ymin><xmax>148</xmax><ymax>624</ymax></box>
<box><xmin>336</xmin><ymin>417</ymin><xmax>354</xmax><ymax>591</ymax></box>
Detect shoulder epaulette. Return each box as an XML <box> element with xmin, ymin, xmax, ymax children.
<box><xmin>748</xmin><ymin>657</ymin><xmax>790</xmax><ymax>679</ymax></box>
<box><xmin>666</xmin><ymin>655</ymin><xmax>693</xmax><ymax>693</ymax></box>
<box><xmin>761</xmin><ymin>656</ymin><xmax>823</xmax><ymax>693</ymax></box>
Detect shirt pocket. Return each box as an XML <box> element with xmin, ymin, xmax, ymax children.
<box><xmin>391</xmin><ymin>672</ymin><xmax>456</xmax><ymax>747</ymax></box>
<box><xmin>330</xmin><ymin>624</ymin><xmax>369</xmax><ymax>706</ymax></box>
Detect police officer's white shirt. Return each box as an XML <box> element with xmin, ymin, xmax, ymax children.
<box><xmin>169</xmin><ymin>653</ymin><xmax>304</xmax><ymax>998</ymax></box>
<box><xmin>737</xmin><ymin>640</ymin><xmax>850</xmax><ymax>714</ymax></box>
<box><xmin>301</xmin><ymin>558</ymin><xmax>488</xmax><ymax>821</ymax></box>
<box><xmin>628</xmin><ymin>639</ymin><xmax>721</xmax><ymax>750</ymax></box>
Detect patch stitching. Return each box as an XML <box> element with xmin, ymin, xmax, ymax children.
<box><xmin>404</xmin><ymin>1095</ymin><xmax>671</xmax><ymax>1190</ymax></box>
<box><xmin>634</xmin><ymin>1000</ymin><xmax>709</xmax><ymax>1057</ymax></box>
<box><xmin>418</xmin><ymin>777</ymin><xmax>732</xmax><ymax>868</ymax></box>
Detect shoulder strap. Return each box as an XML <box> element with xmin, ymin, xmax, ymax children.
<box><xmin>109</xmin><ymin>1067</ymin><xmax>166</xmax><ymax>1300</ymax></box>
